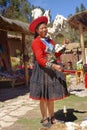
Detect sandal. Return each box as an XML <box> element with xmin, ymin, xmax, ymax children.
<box><xmin>41</xmin><ymin>118</ymin><xmax>51</xmax><ymax>128</ymax></box>
<box><xmin>40</xmin><ymin>117</ymin><xmax>49</xmax><ymax>123</ymax></box>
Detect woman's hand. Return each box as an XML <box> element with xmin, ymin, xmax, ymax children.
<box><xmin>52</xmin><ymin>64</ymin><xmax>63</xmax><ymax>72</ymax></box>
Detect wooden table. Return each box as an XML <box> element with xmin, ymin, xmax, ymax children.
<box><xmin>0</xmin><ymin>78</ymin><xmax>16</xmax><ymax>87</ymax></box>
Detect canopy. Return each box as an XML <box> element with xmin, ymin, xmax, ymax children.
<box><xmin>68</xmin><ymin>10</ymin><xmax>87</xmax><ymax>32</ymax></box>
<box><xmin>0</xmin><ymin>15</ymin><xmax>30</xmax><ymax>35</ymax></box>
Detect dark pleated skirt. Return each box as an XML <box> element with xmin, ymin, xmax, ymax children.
<box><xmin>29</xmin><ymin>61</ymin><xmax>69</xmax><ymax>101</ymax></box>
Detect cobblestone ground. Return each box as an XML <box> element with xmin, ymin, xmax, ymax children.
<box><xmin>0</xmin><ymin>85</ymin><xmax>39</xmax><ymax>130</ymax></box>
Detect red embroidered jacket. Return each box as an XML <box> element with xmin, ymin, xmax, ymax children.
<box><xmin>32</xmin><ymin>36</ymin><xmax>62</xmax><ymax>67</ymax></box>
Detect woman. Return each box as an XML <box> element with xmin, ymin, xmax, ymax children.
<box><xmin>29</xmin><ymin>16</ymin><xmax>69</xmax><ymax>127</ymax></box>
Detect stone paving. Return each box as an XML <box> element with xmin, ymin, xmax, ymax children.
<box><xmin>0</xmin><ymin>87</ymin><xmax>39</xmax><ymax>130</ymax></box>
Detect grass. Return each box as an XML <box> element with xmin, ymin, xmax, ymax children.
<box><xmin>55</xmin><ymin>95</ymin><xmax>87</xmax><ymax>109</ymax></box>
<box><xmin>17</xmin><ymin>118</ymin><xmax>41</xmax><ymax>130</ymax></box>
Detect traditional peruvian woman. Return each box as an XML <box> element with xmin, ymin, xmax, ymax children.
<box><xmin>29</xmin><ymin>16</ymin><xmax>69</xmax><ymax>128</ymax></box>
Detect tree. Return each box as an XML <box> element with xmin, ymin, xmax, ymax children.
<box><xmin>19</xmin><ymin>0</ymin><xmax>32</xmax><ymax>22</ymax></box>
<box><xmin>4</xmin><ymin>0</ymin><xmax>20</xmax><ymax>19</ymax></box>
<box><xmin>0</xmin><ymin>0</ymin><xmax>9</xmax><ymax>16</ymax></box>
<box><xmin>0</xmin><ymin>0</ymin><xmax>32</xmax><ymax>22</ymax></box>
<box><xmin>80</xmin><ymin>3</ymin><xmax>86</xmax><ymax>12</ymax></box>
<box><xmin>75</xmin><ymin>6</ymin><xmax>80</xmax><ymax>13</ymax></box>
<box><xmin>75</xmin><ymin>3</ymin><xmax>86</xmax><ymax>14</ymax></box>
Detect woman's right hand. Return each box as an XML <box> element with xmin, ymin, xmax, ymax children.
<box><xmin>52</xmin><ymin>64</ymin><xmax>63</xmax><ymax>72</ymax></box>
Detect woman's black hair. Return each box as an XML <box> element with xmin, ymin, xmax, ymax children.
<box><xmin>34</xmin><ymin>22</ymin><xmax>46</xmax><ymax>39</ymax></box>
<box><xmin>34</xmin><ymin>31</ymin><xmax>39</xmax><ymax>39</ymax></box>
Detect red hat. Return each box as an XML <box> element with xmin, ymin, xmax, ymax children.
<box><xmin>29</xmin><ymin>16</ymin><xmax>48</xmax><ymax>33</ymax></box>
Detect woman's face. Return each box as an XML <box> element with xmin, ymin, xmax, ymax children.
<box><xmin>36</xmin><ymin>23</ymin><xmax>48</xmax><ymax>38</ymax></box>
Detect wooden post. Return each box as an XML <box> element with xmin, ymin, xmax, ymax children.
<box><xmin>22</xmin><ymin>33</ymin><xmax>29</xmax><ymax>86</ymax></box>
<box><xmin>79</xmin><ymin>23</ymin><xmax>86</xmax><ymax>64</ymax></box>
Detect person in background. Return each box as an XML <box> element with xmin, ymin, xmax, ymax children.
<box><xmin>29</xmin><ymin>16</ymin><xmax>69</xmax><ymax>127</ymax></box>
<box><xmin>67</xmin><ymin>61</ymin><xmax>73</xmax><ymax>70</ymax></box>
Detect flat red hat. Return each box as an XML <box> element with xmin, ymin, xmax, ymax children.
<box><xmin>29</xmin><ymin>16</ymin><xmax>48</xmax><ymax>33</ymax></box>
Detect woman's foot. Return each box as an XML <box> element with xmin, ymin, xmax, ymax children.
<box><xmin>41</xmin><ymin>118</ymin><xmax>51</xmax><ymax>128</ymax></box>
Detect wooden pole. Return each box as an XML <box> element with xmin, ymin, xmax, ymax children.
<box><xmin>22</xmin><ymin>33</ymin><xmax>29</xmax><ymax>86</ymax></box>
<box><xmin>79</xmin><ymin>23</ymin><xmax>86</xmax><ymax>64</ymax></box>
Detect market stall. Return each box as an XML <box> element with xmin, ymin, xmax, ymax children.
<box><xmin>0</xmin><ymin>15</ymin><xmax>32</xmax><ymax>87</ymax></box>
